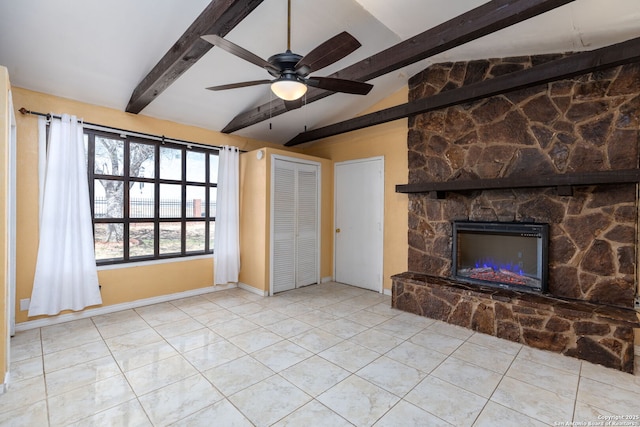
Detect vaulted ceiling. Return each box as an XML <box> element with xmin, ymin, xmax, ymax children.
<box><xmin>1</xmin><ymin>0</ymin><xmax>639</xmax><ymax>144</ymax></box>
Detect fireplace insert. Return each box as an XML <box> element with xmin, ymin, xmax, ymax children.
<box><xmin>452</xmin><ymin>221</ymin><xmax>549</xmax><ymax>293</ymax></box>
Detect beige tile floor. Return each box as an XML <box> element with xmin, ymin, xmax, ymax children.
<box><xmin>2</xmin><ymin>282</ymin><xmax>640</xmax><ymax>426</ymax></box>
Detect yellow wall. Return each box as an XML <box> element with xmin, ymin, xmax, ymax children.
<box><xmin>301</xmin><ymin>88</ymin><xmax>409</xmax><ymax>293</ymax></box>
<box><xmin>239</xmin><ymin>147</ymin><xmax>333</xmax><ymax>293</ymax></box>
<box><xmin>0</xmin><ymin>67</ymin><xmax>10</xmax><ymax>386</ymax></box>
<box><xmin>11</xmin><ymin>87</ymin><xmax>281</xmax><ymax>324</ymax></box>
<box><xmin>239</xmin><ymin>149</ymin><xmax>269</xmax><ymax>291</ymax></box>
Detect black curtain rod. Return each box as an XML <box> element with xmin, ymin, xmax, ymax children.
<box><xmin>18</xmin><ymin>107</ymin><xmax>246</xmax><ymax>153</ymax></box>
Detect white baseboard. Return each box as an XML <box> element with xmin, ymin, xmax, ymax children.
<box><xmin>321</xmin><ymin>276</ymin><xmax>333</xmax><ymax>284</ymax></box>
<box><xmin>238</xmin><ymin>282</ymin><xmax>268</xmax><ymax>296</ymax></box>
<box><xmin>383</xmin><ymin>288</ymin><xmax>392</xmax><ymax>296</ymax></box>
<box><xmin>14</xmin><ymin>284</ymin><xmax>237</xmax><ymax>332</ymax></box>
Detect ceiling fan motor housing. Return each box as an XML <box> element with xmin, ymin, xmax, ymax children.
<box><xmin>268</xmin><ymin>50</ymin><xmax>305</xmax><ymax>78</ymax></box>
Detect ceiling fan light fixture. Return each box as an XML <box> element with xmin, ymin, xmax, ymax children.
<box><xmin>271</xmin><ymin>79</ymin><xmax>307</xmax><ymax>101</ymax></box>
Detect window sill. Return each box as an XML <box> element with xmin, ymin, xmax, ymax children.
<box><xmin>97</xmin><ymin>254</ymin><xmax>214</xmax><ymax>271</ymax></box>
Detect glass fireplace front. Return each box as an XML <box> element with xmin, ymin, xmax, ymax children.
<box><xmin>452</xmin><ymin>221</ymin><xmax>549</xmax><ymax>293</ymax></box>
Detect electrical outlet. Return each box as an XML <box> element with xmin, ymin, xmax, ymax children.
<box><xmin>20</xmin><ymin>298</ymin><xmax>30</xmax><ymax>311</ymax></box>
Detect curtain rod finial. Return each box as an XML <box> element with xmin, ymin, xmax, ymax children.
<box><xmin>18</xmin><ymin>107</ymin><xmax>29</xmax><ymax>115</ymax></box>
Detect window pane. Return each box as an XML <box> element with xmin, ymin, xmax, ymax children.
<box><xmin>130</xmin><ymin>182</ymin><xmax>155</xmax><ymax>218</ymax></box>
<box><xmin>186</xmin><ymin>151</ymin><xmax>206</xmax><ymax>182</ymax></box>
<box><xmin>209</xmin><ymin>187</ymin><xmax>217</xmax><ymax>218</ymax></box>
<box><xmin>95</xmin><ymin>137</ymin><xmax>124</xmax><ymax>176</ymax></box>
<box><xmin>159</xmin><ymin>222</ymin><xmax>182</xmax><ymax>255</ymax></box>
<box><xmin>130</xmin><ymin>142</ymin><xmax>155</xmax><ymax>178</ymax></box>
<box><xmin>130</xmin><ymin>222</ymin><xmax>155</xmax><ymax>258</ymax></box>
<box><xmin>160</xmin><ymin>184</ymin><xmax>182</xmax><ymax>218</ymax></box>
<box><xmin>94</xmin><ymin>223</ymin><xmax>124</xmax><ymax>260</ymax></box>
<box><xmin>186</xmin><ymin>186</ymin><xmax>205</xmax><ymax>218</ymax></box>
<box><xmin>209</xmin><ymin>220</ymin><xmax>215</xmax><ymax>251</ymax></box>
<box><xmin>210</xmin><ymin>153</ymin><xmax>219</xmax><ymax>183</ymax></box>
<box><xmin>160</xmin><ymin>147</ymin><xmax>182</xmax><ymax>180</ymax></box>
<box><xmin>94</xmin><ymin>179</ymin><xmax>123</xmax><ymax>218</ymax></box>
<box><xmin>186</xmin><ymin>222</ymin><xmax>206</xmax><ymax>252</ymax></box>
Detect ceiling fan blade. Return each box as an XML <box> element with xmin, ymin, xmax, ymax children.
<box><xmin>295</xmin><ymin>32</ymin><xmax>361</xmax><ymax>75</ymax></box>
<box><xmin>306</xmin><ymin>77</ymin><xmax>373</xmax><ymax>95</ymax></box>
<box><xmin>206</xmin><ymin>80</ymin><xmax>272</xmax><ymax>91</ymax></box>
<box><xmin>201</xmin><ymin>34</ymin><xmax>280</xmax><ymax>74</ymax></box>
<box><xmin>284</xmin><ymin>99</ymin><xmax>303</xmax><ymax>111</ymax></box>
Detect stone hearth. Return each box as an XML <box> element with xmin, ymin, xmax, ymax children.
<box><xmin>396</xmin><ymin>54</ymin><xmax>640</xmax><ymax>372</ymax></box>
<box><xmin>392</xmin><ymin>272</ymin><xmax>640</xmax><ymax>373</ymax></box>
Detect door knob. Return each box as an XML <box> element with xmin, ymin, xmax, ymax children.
<box><xmin>336</xmin><ymin>228</ymin><xmax>341</xmax><ymax>233</ymax></box>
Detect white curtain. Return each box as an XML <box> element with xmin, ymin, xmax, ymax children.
<box><xmin>29</xmin><ymin>114</ymin><xmax>102</xmax><ymax>316</ymax></box>
<box><xmin>214</xmin><ymin>145</ymin><xmax>240</xmax><ymax>285</ymax></box>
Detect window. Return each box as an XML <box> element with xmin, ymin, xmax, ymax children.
<box><xmin>84</xmin><ymin>129</ymin><xmax>218</xmax><ymax>265</ymax></box>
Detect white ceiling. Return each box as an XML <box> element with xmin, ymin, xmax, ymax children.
<box><xmin>1</xmin><ymin>0</ymin><xmax>639</xmax><ymax>144</ymax></box>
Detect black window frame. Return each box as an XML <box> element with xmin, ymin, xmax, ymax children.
<box><xmin>85</xmin><ymin>128</ymin><xmax>218</xmax><ymax>266</ymax></box>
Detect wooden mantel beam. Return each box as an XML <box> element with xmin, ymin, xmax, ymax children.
<box><xmin>222</xmin><ymin>0</ymin><xmax>575</xmax><ymax>134</ymax></box>
<box><xmin>126</xmin><ymin>0</ymin><xmax>264</xmax><ymax>114</ymax></box>
<box><xmin>396</xmin><ymin>169</ymin><xmax>640</xmax><ymax>195</ymax></box>
<box><xmin>285</xmin><ymin>36</ymin><xmax>640</xmax><ymax>146</ymax></box>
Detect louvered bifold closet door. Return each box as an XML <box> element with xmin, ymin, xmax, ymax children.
<box><xmin>295</xmin><ymin>163</ymin><xmax>318</xmax><ymax>287</ymax></box>
<box><xmin>272</xmin><ymin>159</ymin><xmax>296</xmax><ymax>293</ymax></box>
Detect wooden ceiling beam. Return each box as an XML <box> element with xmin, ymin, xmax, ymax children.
<box><xmin>126</xmin><ymin>0</ymin><xmax>264</xmax><ymax>114</ymax></box>
<box><xmin>222</xmin><ymin>0</ymin><xmax>575</xmax><ymax>134</ymax></box>
<box><xmin>284</xmin><ymin>36</ymin><xmax>640</xmax><ymax>146</ymax></box>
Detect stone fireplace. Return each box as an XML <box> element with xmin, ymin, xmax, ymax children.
<box><xmin>392</xmin><ymin>54</ymin><xmax>640</xmax><ymax>372</ymax></box>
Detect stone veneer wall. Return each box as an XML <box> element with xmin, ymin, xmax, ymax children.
<box><xmin>406</xmin><ymin>56</ymin><xmax>640</xmax><ymax>309</ymax></box>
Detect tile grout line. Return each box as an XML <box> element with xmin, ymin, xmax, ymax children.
<box><xmin>473</xmin><ymin>338</ymin><xmax>525</xmax><ymax>426</ymax></box>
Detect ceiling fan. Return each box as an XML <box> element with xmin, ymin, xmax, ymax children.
<box><xmin>201</xmin><ymin>0</ymin><xmax>373</xmax><ymax>109</ymax></box>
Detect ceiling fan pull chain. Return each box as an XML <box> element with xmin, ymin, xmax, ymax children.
<box><xmin>304</xmin><ymin>92</ymin><xmax>308</xmax><ymax>132</ymax></box>
<box><xmin>269</xmin><ymin>90</ymin><xmax>273</xmax><ymax>130</ymax></box>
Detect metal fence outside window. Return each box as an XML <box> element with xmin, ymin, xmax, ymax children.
<box><xmin>95</xmin><ymin>197</ymin><xmax>216</xmax><ymax>218</ymax></box>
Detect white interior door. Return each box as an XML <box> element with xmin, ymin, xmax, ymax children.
<box><xmin>334</xmin><ymin>157</ymin><xmax>384</xmax><ymax>292</ymax></box>
<box><xmin>271</xmin><ymin>157</ymin><xmax>320</xmax><ymax>294</ymax></box>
